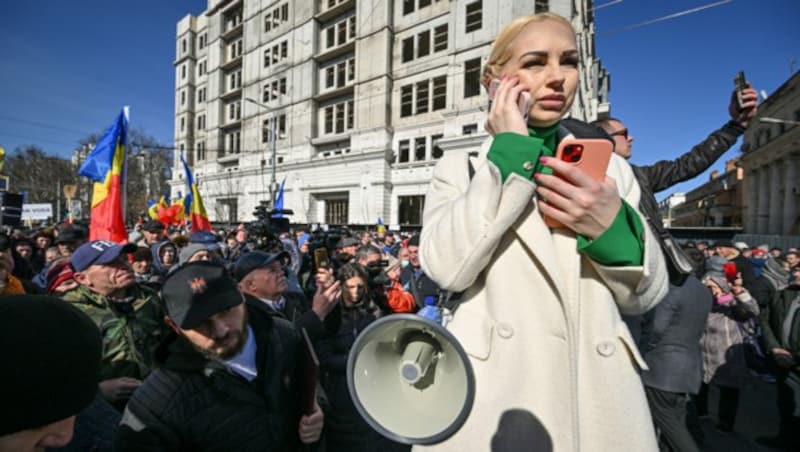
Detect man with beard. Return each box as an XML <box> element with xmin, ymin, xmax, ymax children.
<box><xmin>115</xmin><ymin>262</ymin><xmax>324</xmax><ymax>451</ymax></box>
<box><xmin>62</xmin><ymin>240</ymin><xmax>166</xmax><ymax>410</ymax></box>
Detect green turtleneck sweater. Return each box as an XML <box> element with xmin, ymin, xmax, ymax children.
<box><xmin>486</xmin><ymin>126</ymin><xmax>644</xmax><ymax>266</ymax></box>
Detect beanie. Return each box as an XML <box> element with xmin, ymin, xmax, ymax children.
<box><xmin>0</xmin><ymin>296</ymin><xmax>102</xmax><ymax>435</ymax></box>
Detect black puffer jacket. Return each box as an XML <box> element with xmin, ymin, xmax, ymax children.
<box><xmin>114</xmin><ymin>305</ymin><xmax>302</xmax><ymax>452</ymax></box>
<box><xmin>631</xmin><ymin>120</ymin><xmax>745</xmax><ymax>227</ymax></box>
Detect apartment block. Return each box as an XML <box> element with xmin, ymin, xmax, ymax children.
<box><xmin>172</xmin><ymin>0</ymin><xmax>610</xmax><ymax>226</ymax></box>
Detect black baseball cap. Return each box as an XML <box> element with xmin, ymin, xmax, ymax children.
<box><xmin>161</xmin><ymin>261</ymin><xmax>244</xmax><ymax>329</ymax></box>
<box><xmin>233</xmin><ymin>250</ymin><xmax>290</xmax><ymax>281</ymax></box>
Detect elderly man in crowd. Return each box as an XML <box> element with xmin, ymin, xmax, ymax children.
<box><xmin>62</xmin><ymin>240</ymin><xmax>167</xmax><ymax>411</ymax></box>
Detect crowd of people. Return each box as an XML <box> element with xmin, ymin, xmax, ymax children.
<box><xmin>2</xmin><ymin>10</ymin><xmax>798</xmax><ymax>452</ymax></box>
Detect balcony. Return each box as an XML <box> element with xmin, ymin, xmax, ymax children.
<box><xmin>316</xmin><ymin>0</ymin><xmax>355</xmax><ymax>23</ymax></box>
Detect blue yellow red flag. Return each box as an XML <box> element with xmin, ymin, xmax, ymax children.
<box><xmin>78</xmin><ymin>107</ymin><xmax>129</xmax><ymax>243</ymax></box>
<box><xmin>180</xmin><ymin>152</ymin><xmax>211</xmax><ymax>231</ymax></box>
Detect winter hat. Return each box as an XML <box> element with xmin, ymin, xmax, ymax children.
<box><xmin>297</xmin><ymin>233</ymin><xmax>311</xmax><ymax>248</ymax></box>
<box><xmin>45</xmin><ymin>260</ymin><xmax>75</xmax><ymax>294</ymax></box>
<box><xmin>734</xmin><ymin>241</ymin><xmax>749</xmax><ymax>251</ymax></box>
<box><xmin>384</xmin><ymin>254</ymin><xmax>401</xmax><ymax>272</ymax></box>
<box><xmin>0</xmin><ymin>295</ymin><xmax>101</xmax><ymax>435</ymax></box>
<box><xmin>179</xmin><ymin>243</ymin><xmax>208</xmax><ymax>264</ymax></box>
<box><xmin>705</xmin><ymin>255</ymin><xmax>727</xmax><ymax>274</ymax></box>
<box><xmin>702</xmin><ymin>272</ymin><xmax>731</xmax><ymax>294</ymax></box>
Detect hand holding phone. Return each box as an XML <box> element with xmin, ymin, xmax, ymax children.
<box><xmin>313</xmin><ymin>247</ymin><xmax>330</xmax><ymax>270</ymax></box>
<box><xmin>734</xmin><ymin>71</ymin><xmax>747</xmax><ymax>111</ymax></box>
<box><xmin>488</xmin><ymin>79</ymin><xmax>532</xmax><ymax>123</ymax></box>
<box><xmin>541</xmin><ymin>139</ymin><xmax>614</xmax><ymax>229</ymax></box>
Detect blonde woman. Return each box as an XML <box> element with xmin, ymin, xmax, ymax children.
<box><xmin>419</xmin><ymin>13</ymin><xmax>668</xmax><ymax>451</ymax></box>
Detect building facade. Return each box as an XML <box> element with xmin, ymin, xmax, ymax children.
<box><xmin>171</xmin><ymin>0</ymin><xmax>610</xmax><ymax>226</ymax></box>
<box><xmin>669</xmin><ymin>159</ymin><xmax>745</xmax><ymax>228</ymax></box>
<box><xmin>740</xmin><ymin>71</ymin><xmax>800</xmax><ymax>235</ymax></box>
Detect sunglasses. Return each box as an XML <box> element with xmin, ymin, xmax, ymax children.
<box><xmin>610</xmin><ymin>129</ymin><xmax>629</xmax><ymax>139</ymax></box>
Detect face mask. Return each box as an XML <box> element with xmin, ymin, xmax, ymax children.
<box><xmin>716</xmin><ymin>293</ymin><xmax>734</xmax><ymax>305</ymax></box>
<box><xmin>401</xmin><ymin>260</ymin><xmax>410</xmax><ymax>268</ymax></box>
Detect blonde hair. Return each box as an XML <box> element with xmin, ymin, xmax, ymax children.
<box><xmin>481</xmin><ymin>13</ymin><xmax>576</xmax><ymax>89</ymax></box>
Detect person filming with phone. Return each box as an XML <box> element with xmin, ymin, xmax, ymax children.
<box><xmin>418</xmin><ymin>12</ymin><xmax>668</xmax><ymax>451</ymax></box>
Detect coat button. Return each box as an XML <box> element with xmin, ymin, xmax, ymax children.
<box><xmin>596</xmin><ymin>340</ymin><xmax>616</xmax><ymax>357</ymax></box>
<box><xmin>522</xmin><ymin>161</ymin><xmax>534</xmax><ymax>171</ymax></box>
<box><xmin>496</xmin><ymin>323</ymin><xmax>514</xmax><ymax>339</ymax></box>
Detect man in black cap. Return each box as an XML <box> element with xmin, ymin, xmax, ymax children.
<box><xmin>236</xmin><ymin>250</ymin><xmax>341</xmax><ymax>341</ymax></box>
<box><xmin>139</xmin><ymin>220</ymin><xmax>166</xmax><ymax>247</ymax></box>
<box><xmin>0</xmin><ymin>295</ymin><xmax>102</xmax><ymax>451</ymax></box>
<box><xmin>61</xmin><ymin>240</ymin><xmax>167</xmax><ymax>410</ymax></box>
<box><xmin>400</xmin><ymin>234</ymin><xmax>440</xmax><ymax>308</ymax></box>
<box><xmin>115</xmin><ymin>261</ymin><xmax>325</xmax><ymax>451</ymax></box>
<box><xmin>335</xmin><ymin>236</ymin><xmax>359</xmax><ymax>264</ymax></box>
<box><xmin>55</xmin><ymin>227</ymin><xmax>87</xmax><ymax>258</ymax></box>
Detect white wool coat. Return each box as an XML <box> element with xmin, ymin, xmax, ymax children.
<box><xmin>416</xmin><ymin>139</ymin><xmax>668</xmax><ymax>452</ymax></box>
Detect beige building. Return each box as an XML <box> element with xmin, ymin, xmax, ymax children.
<box><xmin>740</xmin><ymin>71</ymin><xmax>800</xmax><ymax>235</ymax></box>
<box><xmin>171</xmin><ymin>0</ymin><xmax>610</xmax><ymax>226</ymax></box>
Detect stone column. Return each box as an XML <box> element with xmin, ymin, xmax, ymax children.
<box><xmin>768</xmin><ymin>161</ymin><xmax>783</xmax><ymax>234</ymax></box>
<box><xmin>745</xmin><ymin>167</ymin><xmax>759</xmax><ymax>232</ymax></box>
<box><xmin>783</xmin><ymin>155</ymin><xmax>799</xmax><ymax>235</ymax></box>
<box><xmin>756</xmin><ymin>165</ymin><xmax>770</xmax><ymax>233</ymax></box>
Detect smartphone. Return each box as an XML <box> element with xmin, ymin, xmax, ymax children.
<box><xmin>543</xmin><ymin>139</ymin><xmax>614</xmax><ymax>229</ymax></box>
<box><xmin>488</xmin><ymin>79</ymin><xmax>531</xmax><ymax>122</ymax></box>
<box><xmin>722</xmin><ymin>262</ymin><xmax>738</xmax><ymax>283</ymax></box>
<box><xmin>734</xmin><ymin>71</ymin><xmax>747</xmax><ymax>111</ymax></box>
<box><xmin>313</xmin><ymin>248</ymin><xmax>330</xmax><ymax>269</ymax></box>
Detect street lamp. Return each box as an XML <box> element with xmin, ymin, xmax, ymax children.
<box><xmin>244</xmin><ymin>97</ymin><xmax>279</xmax><ymax>209</ymax></box>
<box><xmin>759</xmin><ymin>117</ymin><xmax>800</xmax><ymax>126</ymax></box>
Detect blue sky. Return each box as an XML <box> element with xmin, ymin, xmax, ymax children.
<box><xmin>0</xmin><ymin>0</ymin><xmax>797</xmax><ymax>200</ymax></box>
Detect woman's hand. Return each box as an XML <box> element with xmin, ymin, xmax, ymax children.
<box><xmin>484</xmin><ymin>76</ymin><xmax>529</xmax><ymax>137</ymax></box>
<box><xmin>731</xmin><ymin>272</ymin><xmax>746</xmax><ymax>295</ymax></box>
<box><xmin>535</xmin><ymin>156</ymin><xmax>621</xmax><ymax>239</ymax></box>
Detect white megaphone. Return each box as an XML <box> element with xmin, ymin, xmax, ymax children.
<box><xmin>347</xmin><ymin>313</ymin><xmax>475</xmax><ymax>445</ymax></box>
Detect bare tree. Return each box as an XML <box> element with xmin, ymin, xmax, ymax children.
<box><xmin>5</xmin><ymin>145</ymin><xmax>74</xmax><ymax>218</ymax></box>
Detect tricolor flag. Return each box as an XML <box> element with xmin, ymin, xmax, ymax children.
<box><xmin>147</xmin><ymin>191</ymin><xmax>169</xmax><ymax>220</ymax></box>
<box><xmin>272</xmin><ymin>177</ymin><xmax>286</xmax><ymax>217</ymax></box>
<box><xmin>180</xmin><ymin>152</ymin><xmax>212</xmax><ymax>231</ymax></box>
<box><xmin>78</xmin><ymin>107</ymin><xmax>129</xmax><ymax>243</ymax></box>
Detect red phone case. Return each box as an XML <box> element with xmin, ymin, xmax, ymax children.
<box><xmin>543</xmin><ymin>139</ymin><xmax>613</xmax><ymax>229</ymax></box>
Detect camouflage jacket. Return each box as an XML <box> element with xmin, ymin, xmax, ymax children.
<box><xmin>62</xmin><ymin>284</ymin><xmax>166</xmax><ymax>381</ymax></box>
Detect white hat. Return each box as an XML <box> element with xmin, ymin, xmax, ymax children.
<box><xmin>734</xmin><ymin>241</ymin><xmax>749</xmax><ymax>250</ymax></box>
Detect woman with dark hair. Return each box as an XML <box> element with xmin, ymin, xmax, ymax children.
<box><xmin>315</xmin><ymin>262</ymin><xmax>407</xmax><ymax>452</ymax></box>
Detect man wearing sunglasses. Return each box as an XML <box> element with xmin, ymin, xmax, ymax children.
<box><xmin>592</xmin><ymin>85</ymin><xmax>759</xmax><ymax>451</ymax></box>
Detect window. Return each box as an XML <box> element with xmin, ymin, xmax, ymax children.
<box><xmin>432</xmin><ymin>76</ymin><xmax>446</xmax><ymax>110</ymax></box>
<box><xmin>181</xmin><ymin>65</ymin><xmax>186</xmax><ymax>80</ymax></box>
<box><xmin>262</xmin><ymin>114</ymin><xmax>288</xmax><ymax>142</ymax></box>
<box><xmin>228</xmin><ymin>38</ymin><xmax>243</xmax><ymax>60</ymax></box>
<box><xmin>227</xmin><ymin>69</ymin><xmax>242</xmax><ymax>91</ymax></box>
<box><xmin>417</xmin><ymin>30</ymin><xmax>430</xmax><ymax>58</ymax></box>
<box><xmin>433</xmin><ymin>24</ymin><xmax>448</xmax><ymax>52</ymax></box>
<box><xmin>535</xmin><ymin>0</ymin><xmax>549</xmax><ymax>13</ymax></box>
<box><xmin>323</xmin><ymin>15</ymin><xmax>356</xmax><ymax>50</ymax></box>
<box><xmin>419</xmin><ymin>0</ymin><xmax>431</xmax><ymax>8</ymax></box>
<box><xmin>464</xmin><ymin>58</ymin><xmax>481</xmax><ymax>98</ymax></box>
<box><xmin>180</xmin><ymin>90</ymin><xmax>186</xmax><ymax>106</ymax></box>
<box><xmin>198</xmin><ymin>60</ymin><xmax>207</xmax><ymax>76</ymax></box>
<box><xmin>398</xmin><ymin>195</ymin><xmax>425</xmax><ymax>225</ymax></box>
<box><xmin>182</xmin><ymin>39</ymin><xmax>187</xmax><ymax>53</ymax></box>
<box><xmin>263</xmin><ymin>77</ymin><xmax>287</xmax><ymax>102</ymax></box>
<box><xmin>225</xmin><ymin>9</ymin><xmax>243</xmax><ymax>32</ymax></box>
<box><xmin>414</xmin><ymin>137</ymin><xmax>426</xmax><ymax>161</ymax></box>
<box><xmin>462</xmin><ymin>123</ymin><xmax>478</xmax><ymax>135</ymax></box>
<box><xmin>416</xmin><ymin>81</ymin><xmax>429</xmax><ymax>114</ymax></box>
<box><xmin>325</xmin><ymin>67</ymin><xmax>335</xmax><ymax>88</ymax></box>
<box><xmin>197</xmin><ymin>87</ymin><xmax>206</xmax><ymax>103</ymax></box>
<box><xmin>227</xmin><ymin>100</ymin><xmax>241</xmax><ymax>121</ymax></box>
<box><xmin>432</xmin><ymin>134</ymin><xmax>443</xmax><ymax>159</ymax></box>
<box><xmin>264</xmin><ymin>3</ymin><xmax>289</xmax><ymax>32</ymax></box>
<box><xmin>325</xmin><ymin>198</ymin><xmax>349</xmax><ymax>225</ymax></box>
<box><xmin>321</xmin><ymin>99</ymin><xmax>355</xmax><ymax>135</ymax></box>
<box><xmin>180</xmin><ymin>117</ymin><xmax>185</xmax><ymax>132</ymax></box>
<box><xmin>400</xmin><ymin>85</ymin><xmax>413</xmax><ymax>117</ymax></box>
<box><xmin>197</xmin><ymin>141</ymin><xmax>206</xmax><ymax>161</ymax></box>
<box><xmin>225</xmin><ymin>130</ymin><xmax>241</xmax><ymax>154</ymax></box>
<box><xmin>403</xmin><ymin>0</ymin><xmax>415</xmax><ymax>15</ymax></box>
<box><xmin>198</xmin><ymin>33</ymin><xmax>207</xmax><ymax>50</ymax></box>
<box><xmin>197</xmin><ymin>114</ymin><xmax>206</xmax><ymax>131</ymax></box>
<box><xmin>402</xmin><ymin>37</ymin><xmax>414</xmax><ymax>62</ymax></box>
<box><xmin>264</xmin><ymin>40</ymin><xmax>289</xmax><ymax>68</ymax></box>
<box><xmin>398</xmin><ymin>139</ymin><xmax>410</xmax><ymax>163</ymax></box>
<box><xmin>465</xmin><ymin>1</ymin><xmax>482</xmax><ymax>33</ymax></box>
<box><xmin>347</xmin><ymin>58</ymin><xmax>355</xmax><ymax>81</ymax></box>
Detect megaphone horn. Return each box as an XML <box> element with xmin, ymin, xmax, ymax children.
<box><xmin>347</xmin><ymin>314</ymin><xmax>475</xmax><ymax>445</ymax></box>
